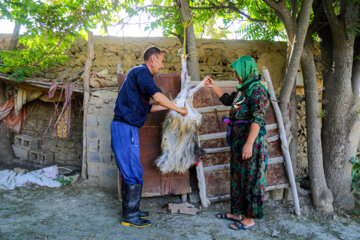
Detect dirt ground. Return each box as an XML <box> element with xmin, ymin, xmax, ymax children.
<box><xmin>1</xmin><ymin>180</ymin><xmax>360</xmax><ymax>240</ymax></box>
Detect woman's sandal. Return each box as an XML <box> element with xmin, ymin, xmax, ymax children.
<box><xmin>229</xmin><ymin>222</ymin><xmax>255</xmax><ymax>231</ymax></box>
<box><xmin>216</xmin><ymin>213</ymin><xmax>243</xmax><ymax>222</ymax></box>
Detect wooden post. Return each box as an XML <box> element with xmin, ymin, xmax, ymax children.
<box><xmin>196</xmin><ymin>161</ymin><xmax>210</xmax><ymax>207</ymax></box>
<box><xmin>81</xmin><ymin>32</ymin><xmax>94</xmax><ymax>179</ymax></box>
<box><xmin>262</xmin><ymin>66</ymin><xmax>301</xmax><ymax>216</ymax></box>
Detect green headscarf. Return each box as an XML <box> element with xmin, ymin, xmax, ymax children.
<box><xmin>231</xmin><ymin>56</ymin><xmax>266</xmax><ymax>97</ymax></box>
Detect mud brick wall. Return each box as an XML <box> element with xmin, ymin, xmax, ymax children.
<box><xmin>0</xmin><ymin>35</ymin><xmax>288</xmax><ymax>91</ymax></box>
<box><xmin>85</xmin><ymin>90</ymin><xmax>118</xmax><ymax>190</ymax></box>
<box><xmin>9</xmin><ymin>97</ymin><xmax>83</xmax><ymax>170</ymax></box>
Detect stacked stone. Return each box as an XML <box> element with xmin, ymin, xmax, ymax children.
<box><xmin>86</xmin><ymin>90</ymin><xmax>118</xmax><ymax>189</ymax></box>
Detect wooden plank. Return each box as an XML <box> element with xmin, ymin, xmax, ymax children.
<box><xmin>200</xmin><ymin>124</ymin><xmax>278</xmax><ymax>142</ymax></box>
<box><xmin>204</xmin><ymin>146</ymin><xmax>230</xmax><ymax>154</ymax></box>
<box><xmin>263</xmin><ymin>66</ymin><xmax>300</xmax><ymax>216</ymax></box>
<box><xmin>192</xmin><ymin>80</ymin><xmax>238</xmax><ymax>88</ymax></box>
<box><xmin>197</xmin><ymin>105</ymin><xmax>231</xmax><ymax>113</ymax></box>
<box><xmin>203</xmin><ymin>156</ymin><xmax>284</xmax><ymax>173</ymax></box>
<box><xmin>207</xmin><ymin>183</ymin><xmax>289</xmax><ymax>202</ymax></box>
<box><xmin>266</xmin><ymin>183</ymin><xmax>289</xmax><ymax>191</ymax></box>
<box><xmin>0</xmin><ymin>73</ymin><xmax>84</xmax><ymax>93</ymax></box>
<box><xmin>203</xmin><ymin>163</ymin><xmax>230</xmax><ymax>172</ymax></box>
<box><xmin>208</xmin><ymin>194</ymin><xmax>230</xmax><ymax>202</ymax></box>
<box><xmin>268</xmin><ymin>135</ymin><xmax>279</xmax><ymax>143</ymax></box>
<box><xmin>266</xmin><ymin>123</ymin><xmax>278</xmax><ymax>131</ymax></box>
<box><xmin>200</xmin><ymin>132</ymin><xmax>278</xmax><ymax>142</ymax></box>
<box><xmin>269</xmin><ymin>156</ymin><xmax>284</xmax><ymax>165</ymax></box>
<box><xmin>200</xmin><ymin>132</ymin><xmax>227</xmax><ymax>141</ymax></box>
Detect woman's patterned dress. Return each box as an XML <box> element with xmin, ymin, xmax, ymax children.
<box><xmin>219</xmin><ymin>82</ymin><xmax>269</xmax><ymax>219</ymax></box>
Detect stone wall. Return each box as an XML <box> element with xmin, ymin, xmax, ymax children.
<box><xmin>0</xmin><ymin>35</ymin><xmax>288</xmax><ymax>91</ymax></box>
<box><xmin>85</xmin><ymin>90</ymin><xmax>118</xmax><ymax>189</ymax></box>
<box><xmin>8</xmin><ymin>96</ymin><xmax>83</xmax><ymax>170</ymax></box>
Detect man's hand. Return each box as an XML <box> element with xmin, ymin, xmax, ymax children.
<box><xmin>242</xmin><ymin>142</ymin><xmax>253</xmax><ymax>160</ymax></box>
<box><xmin>178</xmin><ymin>107</ymin><xmax>188</xmax><ymax>117</ymax></box>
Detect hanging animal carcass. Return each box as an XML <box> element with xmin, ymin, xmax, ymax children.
<box><xmin>156</xmin><ymin>56</ymin><xmax>205</xmax><ymax>174</ymax></box>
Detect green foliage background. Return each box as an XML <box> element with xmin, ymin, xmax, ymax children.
<box><xmin>0</xmin><ymin>0</ymin><xmax>122</xmax><ymax>80</ymax></box>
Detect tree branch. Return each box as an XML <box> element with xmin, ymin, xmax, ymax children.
<box><xmin>321</xmin><ymin>0</ymin><xmax>342</xmax><ymax>31</ymax></box>
<box><xmin>189</xmin><ymin>1</ymin><xmax>266</xmax><ymax>23</ymax></box>
<box><xmin>263</xmin><ymin>0</ymin><xmax>296</xmax><ymax>41</ymax></box>
<box><xmin>31</xmin><ymin>0</ymin><xmax>98</xmax><ymax>67</ymax></box>
<box><xmin>291</xmin><ymin>0</ymin><xmax>298</xmax><ymax>23</ymax></box>
<box><xmin>8</xmin><ymin>23</ymin><xmax>21</xmax><ymax>50</ymax></box>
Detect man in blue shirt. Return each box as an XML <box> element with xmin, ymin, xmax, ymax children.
<box><xmin>111</xmin><ymin>46</ymin><xmax>187</xmax><ymax>227</ymax></box>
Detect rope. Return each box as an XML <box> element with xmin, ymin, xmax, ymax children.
<box><xmin>182</xmin><ymin>17</ymin><xmax>192</xmax><ymax>57</ymax></box>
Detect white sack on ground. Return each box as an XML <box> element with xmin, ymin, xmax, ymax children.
<box><xmin>156</xmin><ymin>75</ymin><xmax>206</xmax><ymax>174</ymax></box>
<box><xmin>0</xmin><ymin>166</ymin><xmax>61</xmax><ymax>190</ymax></box>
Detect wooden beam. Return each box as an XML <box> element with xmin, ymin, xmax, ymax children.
<box><xmin>266</xmin><ymin>183</ymin><xmax>289</xmax><ymax>191</ymax></box>
<box><xmin>268</xmin><ymin>134</ymin><xmax>280</xmax><ymax>143</ymax></box>
<box><xmin>203</xmin><ymin>163</ymin><xmax>230</xmax><ymax>172</ymax></box>
<box><xmin>208</xmin><ymin>194</ymin><xmax>230</xmax><ymax>202</ymax></box>
<box><xmin>208</xmin><ymin>184</ymin><xmax>290</xmax><ymax>202</ymax></box>
<box><xmin>81</xmin><ymin>31</ymin><xmax>94</xmax><ymax>180</ymax></box>
<box><xmin>199</xmin><ymin>132</ymin><xmax>227</xmax><ymax>141</ymax></box>
<box><xmin>204</xmin><ymin>146</ymin><xmax>230</xmax><ymax>154</ymax></box>
<box><xmin>192</xmin><ymin>80</ymin><xmax>238</xmax><ymax>88</ymax></box>
<box><xmin>263</xmin><ymin>66</ymin><xmax>301</xmax><ymax>216</ymax></box>
<box><xmin>268</xmin><ymin>156</ymin><xmax>284</xmax><ymax>165</ymax></box>
<box><xmin>266</xmin><ymin>123</ymin><xmax>278</xmax><ymax>130</ymax></box>
<box><xmin>196</xmin><ymin>105</ymin><xmax>231</xmax><ymax>113</ymax></box>
<box><xmin>0</xmin><ymin>73</ymin><xmax>84</xmax><ymax>93</ymax></box>
<box><xmin>203</xmin><ymin>156</ymin><xmax>284</xmax><ymax>173</ymax></box>
<box><xmin>196</xmin><ymin>161</ymin><xmax>211</xmax><ymax>208</ymax></box>
<box><xmin>200</xmin><ymin>124</ymin><xmax>278</xmax><ymax>141</ymax></box>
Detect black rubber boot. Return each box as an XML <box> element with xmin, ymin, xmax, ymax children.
<box><xmin>121</xmin><ymin>183</ymin><xmax>151</xmax><ymax>227</ymax></box>
<box><xmin>121</xmin><ymin>182</ymin><xmax>150</xmax><ymax>219</ymax></box>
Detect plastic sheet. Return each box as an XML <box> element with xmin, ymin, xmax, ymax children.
<box><xmin>0</xmin><ymin>166</ymin><xmax>61</xmax><ymax>190</ymax></box>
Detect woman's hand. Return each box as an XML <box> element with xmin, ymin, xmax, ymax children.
<box><xmin>204</xmin><ymin>76</ymin><xmax>216</xmax><ymax>88</ymax></box>
<box><xmin>242</xmin><ymin>142</ymin><xmax>253</xmax><ymax>160</ymax></box>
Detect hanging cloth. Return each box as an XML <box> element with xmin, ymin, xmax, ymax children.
<box><xmin>0</xmin><ymin>96</ymin><xmax>26</xmax><ymax>133</ymax></box>
<box><xmin>53</xmin><ymin>83</ymin><xmax>73</xmax><ymax>138</ymax></box>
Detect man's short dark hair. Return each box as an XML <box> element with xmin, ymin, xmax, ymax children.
<box><xmin>143</xmin><ymin>46</ymin><xmax>161</xmax><ymax>61</ymax></box>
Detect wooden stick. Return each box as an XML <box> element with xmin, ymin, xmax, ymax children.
<box><xmin>196</xmin><ymin>161</ymin><xmax>210</xmax><ymax>208</ymax></box>
<box><xmin>262</xmin><ymin>66</ymin><xmax>301</xmax><ymax>216</ymax></box>
<box><xmin>81</xmin><ymin>31</ymin><xmax>94</xmax><ymax>179</ymax></box>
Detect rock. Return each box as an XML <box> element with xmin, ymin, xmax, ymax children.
<box><xmin>168</xmin><ymin>202</ymin><xmax>198</xmax><ymax>215</ymax></box>
<box><xmin>271</xmin><ymin>229</ymin><xmax>279</xmax><ymax>237</ymax></box>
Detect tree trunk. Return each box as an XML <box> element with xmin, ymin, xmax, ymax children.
<box><xmin>352</xmin><ymin>37</ymin><xmax>360</xmax><ymax>97</ymax></box>
<box><xmin>8</xmin><ymin>23</ymin><xmax>21</xmax><ymax>50</ymax></box>
<box><xmin>289</xmin><ymin>81</ymin><xmax>298</xmax><ymax>175</ymax></box>
<box><xmin>0</xmin><ymin>84</ymin><xmax>14</xmax><ymax>164</ymax></box>
<box><xmin>320</xmin><ymin>1</ymin><xmax>359</xmax><ymax>209</ymax></box>
<box><xmin>278</xmin><ymin>0</ymin><xmax>313</xmax><ymax>146</ymax></box>
<box><xmin>301</xmin><ymin>34</ymin><xmax>333</xmax><ymax>212</ymax></box>
<box><xmin>264</xmin><ymin>0</ymin><xmax>313</xmax><ymax>180</ymax></box>
<box><xmin>175</xmin><ymin>0</ymin><xmax>200</xmax><ymax>82</ymax></box>
<box><xmin>321</xmin><ymin>35</ymin><xmax>358</xmax><ymax>208</ymax></box>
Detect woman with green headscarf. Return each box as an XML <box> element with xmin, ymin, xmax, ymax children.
<box><xmin>204</xmin><ymin>56</ymin><xmax>269</xmax><ymax>230</ymax></box>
